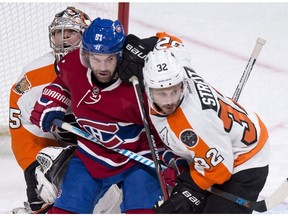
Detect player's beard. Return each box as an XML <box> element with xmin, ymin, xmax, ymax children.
<box><xmin>92</xmin><ymin>69</ymin><xmax>115</xmax><ymax>83</ymax></box>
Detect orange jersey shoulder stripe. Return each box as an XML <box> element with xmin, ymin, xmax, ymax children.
<box><xmin>167</xmin><ymin>107</ymin><xmax>231</xmax><ymax>190</ymax></box>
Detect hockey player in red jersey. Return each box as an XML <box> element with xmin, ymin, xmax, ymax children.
<box><xmin>30</xmin><ymin>17</ymin><xmax>167</xmax><ymax>213</ymax></box>
<box><xmin>140</xmin><ymin>48</ymin><xmax>270</xmax><ymax>213</ymax></box>
<box><xmin>9</xmin><ymin>8</ymin><xmax>121</xmax><ymax>214</ymax></box>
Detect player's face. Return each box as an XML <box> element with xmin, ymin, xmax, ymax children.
<box><xmin>150</xmin><ymin>83</ymin><xmax>183</xmax><ymax>115</ymax></box>
<box><xmin>54</xmin><ymin>29</ymin><xmax>82</xmax><ymax>48</ymax></box>
<box><xmin>89</xmin><ymin>54</ymin><xmax>118</xmax><ymax>83</ymax></box>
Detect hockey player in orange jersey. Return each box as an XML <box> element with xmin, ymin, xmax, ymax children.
<box><xmin>140</xmin><ymin>47</ymin><xmax>270</xmax><ymax>213</ymax></box>
<box><xmin>9</xmin><ymin>7</ymin><xmax>121</xmax><ymax>214</ymax></box>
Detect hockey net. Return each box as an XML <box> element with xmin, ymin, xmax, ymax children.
<box><xmin>0</xmin><ymin>2</ymin><xmax>129</xmax><ymax>143</ymax></box>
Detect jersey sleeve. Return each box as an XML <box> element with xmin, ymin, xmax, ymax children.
<box><xmin>9</xmin><ymin>55</ymin><xmax>60</xmax><ymax>171</ymax></box>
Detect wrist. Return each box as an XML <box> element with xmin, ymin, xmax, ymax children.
<box><xmin>42</xmin><ymin>84</ymin><xmax>70</xmax><ymax>109</ymax></box>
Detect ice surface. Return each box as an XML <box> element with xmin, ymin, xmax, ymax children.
<box><xmin>1</xmin><ymin>2</ymin><xmax>287</xmax><ymax>214</ymax></box>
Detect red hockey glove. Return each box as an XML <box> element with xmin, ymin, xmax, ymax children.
<box><xmin>162</xmin><ymin>150</ymin><xmax>189</xmax><ymax>187</ymax></box>
<box><xmin>30</xmin><ymin>84</ymin><xmax>70</xmax><ymax>132</ymax></box>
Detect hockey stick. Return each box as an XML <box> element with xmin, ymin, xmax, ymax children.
<box><xmin>129</xmin><ymin>75</ymin><xmax>169</xmax><ymax>201</ymax></box>
<box><xmin>232</xmin><ymin>37</ymin><xmax>266</xmax><ymax>101</ymax></box>
<box><xmin>52</xmin><ymin>119</ymin><xmax>166</xmax><ymax>170</ymax></box>
<box><xmin>224</xmin><ymin>38</ymin><xmax>288</xmax><ymax>212</ymax></box>
<box><xmin>207</xmin><ymin>179</ymin><xmax>288</xmax><ymax>212</ymax></box>
<box><xmin>52</xmin><ymin>119</ymin><xmax>288</xmax><ymax>212</ymax></box>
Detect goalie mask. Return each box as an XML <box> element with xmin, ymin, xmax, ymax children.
<box><xmin>143</xmin><ymin>48</ymin><xmax>187</xmax><ymax>115</ymax></box>
<box><xmin>49</xmin><ymin>6</ymin><xmax>91</xmax><ymax>61</ymax></box>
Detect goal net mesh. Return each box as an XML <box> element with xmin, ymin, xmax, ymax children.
<box><xmin>0</xmin><ymin>2</ymin><xmax>127</xmax><ymax>154</ymax></box>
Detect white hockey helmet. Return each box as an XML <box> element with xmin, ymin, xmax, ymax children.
<box><xmin>143</xmin><ymin>48</ymin><xmax>185</xmax><ymax>89</ymax></box>
<box><xmin>49</xmin><ymin>6</ymin><xmax>91</xmax><ymax>61</ymax></box>
<box><xmin>143</xmin><ymin>48</ymin><xmax>187</xmax><ymax>114</ymax></box>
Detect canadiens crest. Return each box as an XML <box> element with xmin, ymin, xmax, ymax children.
<box><xmin>179</xmin><ymin>129</ymin><xmax>198</xmax><ymax>147</ymax></box>
<box><xmin>84</xmin><ymin>87</ymin><xmax>101</xmax><ymax>104</ymax></box>
<box><xmin>13</xmin><ymin>76</ymin><xmax>31</xmax><ymax>95</ymax></box>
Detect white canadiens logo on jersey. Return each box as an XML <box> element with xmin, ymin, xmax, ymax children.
<box><xmin>179</xmin><ymin>129</ymin><xmax>198</xmax><ymax>147</ymax></box>
<box><xmin>85</xmin><ymin>87</ymin><xmax>101</xmax><ymax>104</ymax></box>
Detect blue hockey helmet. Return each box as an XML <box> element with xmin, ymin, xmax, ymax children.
<box><xmin>81</xmin><ymin>17</ymin><xmax>126</xmax><ymax>55</ymax></box>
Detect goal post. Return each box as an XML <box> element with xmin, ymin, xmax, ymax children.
<box><xmin>118</xmin><ymin>2</ymin><xmax>130</xmax><ymax>34</ymax></box>
<box><xmin>0</xmin><ymin>2</ymin><xmax>130</xmax><ymax>137</ymax></box>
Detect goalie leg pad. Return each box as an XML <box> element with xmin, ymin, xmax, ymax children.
<box><xmin>35</xmin><ymin>166</ymin><xmax>58</xmax><ymax>204</ymax></box>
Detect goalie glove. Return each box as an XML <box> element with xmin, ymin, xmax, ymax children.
<box><xmin>118</xmin><ymin>34</ymin><xmax>158</xmax><ymax>88</ymax></box>
<box><xmin>30</xmin><ymin>84</ymin><xmax>71</xmax><ymax>132</ymax></box>
<box><xmin>35</xmin><ymin>145</ymin><xmax>76</xmax><ymax>204</ymax></box>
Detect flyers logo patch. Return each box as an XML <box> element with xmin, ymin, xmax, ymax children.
<box><xmin>13</xmin><ymin>76</ymin><xmax>31</xmax><ymax>95</ymax></box>
<box><xmin>180</xmin><ymin>129</ymin><xmax>198</xmax><ymax>147</ymax></box>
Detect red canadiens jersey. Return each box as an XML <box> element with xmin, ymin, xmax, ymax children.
<box><xmin>56</xmin><ymin>48</ymin><xmax>162</xmax><ymax>178</ymax></box>
<box><xmin>149</xmin><ymin>66</ymin><xmax>270</xmax><ymax>190</ymax></box>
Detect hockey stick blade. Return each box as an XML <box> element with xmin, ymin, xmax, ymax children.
<box><xmin>207</xmin><ymin>178</ymin><xmax>288</xmax><ymax>212</ymax></box>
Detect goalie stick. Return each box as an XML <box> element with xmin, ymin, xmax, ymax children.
<box><xmin>52</xmin><ymin>119</ymin><xmax>288</xmax><ymax>212</ymax></box>
<box><xmin>232</xmin><ymin>37</ymin><xmax>266</xmax><ymax>101</ymax></box>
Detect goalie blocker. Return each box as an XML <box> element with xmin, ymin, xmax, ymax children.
<box><xmin>35</xmin><ymin>145</ymin><xmax>76</xmax><ymax>204</ymax></box>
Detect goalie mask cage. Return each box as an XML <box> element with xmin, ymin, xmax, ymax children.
<box><xmin>0</xmin><ymin>2</ymin><xmax>129</xmax><ymax>140</ymax></box>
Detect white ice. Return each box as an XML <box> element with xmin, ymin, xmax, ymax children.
<box><xmin>1</xmin><ymin>2</ymin><xmax>288</xmax><ymax>214</ymax></box>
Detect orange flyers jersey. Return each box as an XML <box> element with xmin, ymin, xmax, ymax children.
<box><xmin>149</xmin><ymin>66</ymin><xmax>270</xmax><ymax>190</ymax></box>
<box><xmin>9</xmin><ymin>52</ymin><xmax>60</xmax><ymax>170</ymax></box>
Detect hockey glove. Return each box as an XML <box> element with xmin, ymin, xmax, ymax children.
<box><xmin>53</xmin><ymin>113</ymin><xmax>78</xmax><ymax>145</ymax></box>
<box><xmin>30</xmin><ymin>84</ymin><xmax>71</xmax><ymax>132</ymax></box>
<box><xmin>155</xmin><ymin>169</ymin><xmax>207</xmax><ymax>213</ymax></box>
<box><xmin>162</xmin><ymin>150</ymin><xmax>189</xmax><ymax>187</ymax></box>
<box><xmin>118</xmin><ymin>34</ymin><xmax>158</xmax><ymax>88</ymax></box>
<box><xmin>35</xmin><ymin>145</ymin><xmax>76</xmax><ymax>204</ymax></box>
<box><xmin>155</xmin><ymin>32</ymin><xmax>194</xmax><ymax>68</ymax></box>
<box><xmin>154</xmin><ymin>32</ymin><xmax>183</xmax><ymax>50</ymax></box>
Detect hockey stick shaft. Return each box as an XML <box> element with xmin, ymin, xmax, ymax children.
<box><xmin>52</xmin><ymin>119</ymin><xmax>167</xmax><ymax>170</ymax></box>
<box><xmin>53</xmin><ymin>119</ymin><xmax>288</xmax><ymax>212</ymax></box>
<box><xmin>232</xmin><ymin>37</ymin><xmax>266</xmax><ymax>101</ymax></box>
<box><xmin>207</xmin><ymin>178</ymin><xmax>288</xmax><ymax>212</ymax></box>
<box><xmin>129</xmin><ymin>75</ymin><xmax>169</xmax><ymax>201</ymax></box>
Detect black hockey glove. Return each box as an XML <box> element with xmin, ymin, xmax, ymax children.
<box><xmin>118</xmin><ymin>34</ymin><xmax>158</xmax><ymax>89</ymax></box>
<box><xmin>54</xmin><ymin>113</ymin><xmax>78</xmax><ymax>145</ymax></box>
<box><xmin>155</xmin><ymin>170</ymin><xmax>207</xmax><ymax>213</ymax></box>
